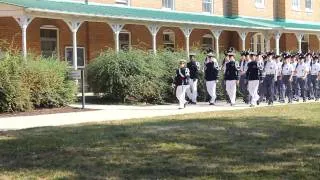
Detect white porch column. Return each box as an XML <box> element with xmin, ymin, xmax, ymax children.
<box><xmin>211</xmin><ymin>29</ymin><xmax>222</xmax><ymax>59</ymax></box>
<box><xmin>14</xmin><ymin>15</ymin><xmax>33</xmax><ymax>60</ymax></box>
<box><xmin>65</xmin><ymin>20</ymin><xmax>83</xmax><ymax>70</ymax></box>
<box><xmin>264</xmin><ymin>33</ymin><xmax>271</xmax><ymax>52</ymax></box>
<box><xmin>181</xmin><ymin>27</ymin><xmax>193</xmax><ymax>57</ymax></box>
<box><xmin>110</xmin><ymin>24</ymin><xmax>124</xmax><ymax>53</ymax></box>
<box><xmin>274</xmin><ymin>31</ymin><xmax>282</xmax><ymax>55</ymax></box>
<box><xmin>147</xmin><ymin>24</ymin><xmax>161</xmax><ymax>54</ymax></box>
<box><xmin>237</xmin><ymin>31</ymin><xmax>248</xmax><ymax>51</ymax></box>
<box><xmin>295</xmin><ymin>32</ymin><xmax>304</xmax><ymax>53</ymax></box>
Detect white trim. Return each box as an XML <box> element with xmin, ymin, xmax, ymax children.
<box><xmin>162</xmin><ymin>0</ymin><xmax>175</xmax><ymax>11</ymax></box>
<box><xmin>40</xmin><ymin>26</ymin><xmax>60</xmax><ymax>58</ymax></box>
<box><xmin>65</xmin><ymin>46</ymin><xmax>86</xmax><ymax>68</ymax></box>
<box><xmin>25</xmin><ymin>8</ymin><xmax>271</xmax><ymax>30</ymax></box>
<box><xmin>291</xmin><ymin>0</ymin><xmax>301</xmax><ymax>11</ymax></box>
<box><xmin>202</xmin><ymin>0</ymin><xmax>213</xmax><ymax>14</ymax></box>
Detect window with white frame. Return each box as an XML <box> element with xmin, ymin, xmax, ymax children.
<box><xmin>163</xmin><ymin>29</ymin><xmax>175</xmax><ymax>51</ymax></box>
<box><xmin>250</xmin><ymin>33</ymin><xmax>266</xmax><ymax>53</ymax></box>
<box><xmin>255</xmin><ymin>0</ymin><xmax>265</xmax><ymax>8</ymax></box>
<box><xmin>115</xmin><ymin>0</ymin><xmax>129</xmax><ymax>6</ymax></box>
<box><xmin>40</xmin><ymin>27</ymin><xmax>58</xmax><ymax>58</ymax></box>
<box><xmin>162</xmin><ymin>0</ymin><xmax>174</xmax><ymax>10</ymax></box>
<box><xmin>119</xmin><ymin>30</ymin><xmax>131</xmax><ymax>51</ymax></box>
<box><xmin>292</xmin><ymin>0</ymin><xmax>300</xmax><ymax>10</ymax></box>
<box><xmin>305</xmin><ymin>0</ymin><xmax>312</xmax><ymax>11</ymax></box>
<box><xmin>202</xmin><ymin>0</ymin><xmax>213</xmax><ymax>13</ymax></box>
<box><xmin>201</xmin><ymin>34</ymin><xmax>214</xmax><ymax>51</ymax></box>
<box><xmin>301</xmin><ymin>34</ymin><xmax>309</xmax><ymax>53</ymax></box>
<box><xmin>65</xmin><ymin>47</ymin><xmax>85</xmax><ymax>68</ymax></box>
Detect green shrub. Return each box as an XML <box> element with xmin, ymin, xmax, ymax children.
<box><xmin>0</xmin><ymin>52</ymin><xmax>76</xmax><ymax>112</ymax></box>
<box><xmin>87</xmin><ymin>49</ymin><xmax>242</xmax><ymax>104</ymax></box>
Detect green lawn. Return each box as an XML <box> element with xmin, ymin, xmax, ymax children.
<box><xmin>1</xmin><ymin>103</ymin><xmax>320</xmax><ymax>179</ymax></box>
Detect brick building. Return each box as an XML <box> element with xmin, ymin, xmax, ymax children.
<box><xmin>0</xmin><ymin>0</ymin><xmax>320</xmax><ymax>69</ymax></box>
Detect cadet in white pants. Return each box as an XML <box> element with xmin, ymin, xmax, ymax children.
<box><xmin>246</xmin><ymin>52</ymin><xmax>262</xmax><ymax>107</ymax></box>
<box><xmin>186</xmin><ymin>53</ymin><xmax>200</xmax><ymax>104</ymax></box>
<box><xmin>224</xmin><ymin>49</ymin><xmax>240</xmax><ymax>106</ymax></box>
<box><xmin>204</xmin><ymin>52</ymin><xmax>220</xmax><ymax>105</ymax></box>
<box><xmin>173</xmin><ymin>60</ymin><xmax>190</xmax><ymax>109</ymax></box>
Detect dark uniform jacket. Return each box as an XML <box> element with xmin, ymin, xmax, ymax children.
<box><xmin>187</xmin><ymin>61</ymin><xmax>199</xmax><ymax>79</ymax></box>
<box><xmin>224</xmin><ymin>60</ymin><xmax>240</xmax><ymax>80</ymax></box>
<box><xmin>204</xmin><ymin>61</ymin><xmax>219</xmax><ymax>81</ymax></box>
<box><xmin>246</xmin><ymin>61</ymin><xmax>261</xmax><ymax>80</ymax></box>
<box><xmin>174</xmin><ymin>67</ymin><xmax>190</xmax><ymax>86</ymax></box>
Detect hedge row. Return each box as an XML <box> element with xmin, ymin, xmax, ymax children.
<box><xmin>86</xmin><ymin>49</ymin><xmax>241</xmax><ymax>104</ymax></box>
<box><xmin>0</xmin><ymin>52</ymin><xmax>76</xmax><ymax>112</ymax></box>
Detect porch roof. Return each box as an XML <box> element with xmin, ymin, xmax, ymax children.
<box><xmin>236</xmin><ymin>17</ymin><xmax>320</xmax><ymax>32</ymax></box>
<box><xmin>0</xmin><ymin>0</ymin><xmax>268</xmax><ymax>29</ymax></box>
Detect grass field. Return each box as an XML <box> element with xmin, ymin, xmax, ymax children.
<box><xmin>0</xmin><ymin>103</ymin><xmax>320</xmax><ymax>179</ymax></box>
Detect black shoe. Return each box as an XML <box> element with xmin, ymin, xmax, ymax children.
<box><xmin>184</xmin><ymin>102</ymin><xmax>187</xmax><ymax>108</ymax></box>
<box><xmin>209</xmin><ymin>103</ymin><xmax>215</xmax><ymax>105</ymax></box>
<box><xmin>257</xmin><ymin>101</ymin><xmax>260</xmax><ymax>106</ymax></box>
<box><xmin>250</xmin><ymin>104</ymin><xmax>255</xmax><ymax>107</ymax></box>
<box><xmin>190</xmin><ymin>102</ymin><xmax>197</xmax><ymax>105</ymax></box>
<box><xmin>268</xmin><ymin>101</ymin><xmax>273</xmax><ymax>105</ymax></box>
<box><xmin>288</xmin><ymin>101</ymin><xmax>293</xmax><ymax>104</ymax></box>
<box><xmin>303</xmin><ymin>99</ymin><xmax>306</xmax><ymax>102</ymax></box>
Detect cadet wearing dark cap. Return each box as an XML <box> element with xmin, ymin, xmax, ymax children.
<box><xmin>274</xmin><ymin>54</ymin><xmax>283</xmax><ymax>102</ymax></box>
<box><xmin>239</xmin><ymin>51</ymin><xmax>250</xmax><ymax>104</ymax></box>
<box><xmin>186</xmin><ymin>53</ymin><xmax>200</xmax><ymax>104</ymax></box>
<box><xmin>305</xmin><ymin>52</ymin><xmax>313</xmax><ymax>100</ymax></box>
<box><xmin>281</xmin><ymin>53</ymin><xmax>295</xmax><ymax>103</ymax></box>
<box><xmin>204</xmin><ymin>52</ymin><xmax>220</xmax><ymax>105</ymax></box>
<box><xmin>295</xmin><ymin>54</ymin><xmax>308</xmax><ymax>102</ymax></box>
<box><xmin>224</xmin><ymin>48</ymin><xmax>240</xmax><ymax>106</ymax></box>
<box><xmin>263</xmin><ymin>51</ymin><xmax>278</xmax><ymax>105</ymax></box>
<box><xmin>246</xmin><ymin>51</ymin><xmax>262</xmax><ymax>107</ymax></box>
<box><xmin>310</xmin><ymin>54</ymin><xmax>320</xmax><ymax>101</ymax></box>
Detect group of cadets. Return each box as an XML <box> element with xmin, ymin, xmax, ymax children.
<box><xmin>173</xmin><ymin>48</ymin><xmax>320</xmax><ymax>109</ymax></box>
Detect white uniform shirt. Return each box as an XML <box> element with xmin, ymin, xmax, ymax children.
<box><xmin>264</xmin><ymin>60</ymin><xmax>277</xmax><ymax>75</ymax></box>
<box><xmin>276</xmin><ymin>61</ymin><xmax>283</xmax><ymax>76</ymax></box>
<box><xmin>282</xmin><ymin>63</ymin><xmax>294</xmax><ymax>76</ymax></box>
<box><xmin>296</xmin><ymin>63</ymin><xmax>308</xmax><ymax>78</ymax></box>
<box><xmin>310</xmin><ymin>62</ymin><xmax>320</xmax><ymax>75</ymax></box>
<box><xmin>305</xmin><ymin>60</ymin><xmax>312</xmax><ymax>73</ymax></box>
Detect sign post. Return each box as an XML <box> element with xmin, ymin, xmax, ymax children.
<box><xmin>69</xmin><ymin>69</ymin><xmax>85</xmax><ymax>109</ymax></box>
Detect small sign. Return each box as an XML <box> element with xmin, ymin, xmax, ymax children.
<box><xmin>69</xmin><ymin>70</ymin><xmax>81</xmax><ymax>80</ymax></box>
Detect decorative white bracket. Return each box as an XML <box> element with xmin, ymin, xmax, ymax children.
<box><xmin>147</xmin><ymin>24</ymin><xmax>161</xmax><ymax>36</ymax></box>
<box><xmin>65</xmin><ymin>20</ymin><xmax>83</xmax><ymax>33</ymax></box>
<box><xmin>274</xmin><ymin>31</ymin><xmax>282</xmax><ymax>40</ymax></box>
<box><xmin>211</xmin><ymin>29</ymin><xmax>222</xmax><ymax>40</ymax></box>
<box><xmin>110</xmin><ymin>23</ymin><xmax>124</xmax><ymax>34</ymax></box>
<box><xmin>181</xmin><ymin>27</ymin><xmax>193</xmax><ymax>38</ymax></box>
<box><xmin>14</xmin><ymin>15</ymin><xmax>33</xmax><ymax>29</ymax></box>
<box><xmin>237</xmin><ymin>31</ymin><xmax>248</xmax><ymax>41</ymax></box>
<box><xmin>294</xmin><ymin>32</ymin><xmax>304</xmax><ymax>42</ymax></box>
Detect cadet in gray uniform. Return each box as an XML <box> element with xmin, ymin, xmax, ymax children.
<box><xmin>263</xmin><ymin>52</ymin><xmax>278</xmax><ymax>105</ymax></box>
<box><xmin>281</xmin><ymin>53</ymin><xmax>295</xmax><ymax>103</ymax></box>
<box><xmin>239</xmin><ymin>51</ymin><xmax>250</xmax><ymax>104</ymax></box>
<box><xmin>310</xmin><ymin>55</ymin><xmax>320</xmax><ymax>101</ymax></box>
<box><xmin>295</xmin><ymin>54</ymin><xmax>308</xmax><ymax>102</ymax></box>
<box><xmin>305</xmin><ymin>53</ymin><xmax>313</xmax><ymax>99</ymax></box>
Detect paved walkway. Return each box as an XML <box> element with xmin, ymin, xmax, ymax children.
<box><xmin>0</xmin><ymin>101</ymin><xmax>318</xmax><ymax>130</ymax></box>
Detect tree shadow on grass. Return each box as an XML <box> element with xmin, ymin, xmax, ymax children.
<box><xmin>0</xmin><ymin>110</ymin><xmax>320</xmax><ymax>179</ymax></box>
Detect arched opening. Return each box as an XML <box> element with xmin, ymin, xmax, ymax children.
<box><xmin>250</xmin><ymin>33</ymin><xmax>266</xmax><ymax>52</ymax></box>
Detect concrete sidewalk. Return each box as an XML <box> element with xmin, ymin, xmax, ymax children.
<box><xmin>0</xmin><ymin>101</ymin><xmax>318</xmax><ymax>130</ymax></box>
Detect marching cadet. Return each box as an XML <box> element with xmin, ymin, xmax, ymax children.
<box><xmin>281</xmin><ymin>53</ymin><xmax>295</xmax><ymax>103</ymax></box>
<box><xmin>246</xmin><ymin>52</ymin><xmax>261</xmax><ymax>107</ymax></box>
<box><xmin>305</xmin><ymin>53</ymin><xmax>313</xmax><ymax>99</ymax></box>
<box><xmin>173</xmin><ymin>59</ymin><xmax>190</xmax><ymax>109</ymax></box>
<box><xmin>239</xmin><ymin>51</ymin><xmax>251</xmax><ymax>104</ymax></box>
<box><xmin>295</xmin><ymin>54</ymin><xmax>308</xmax><ymax>102</ymax></box>
<box><xmin>222</xmin><ymin>50</ymin><xmax>231</xmax><ymax>103</ymax></box>
<box><xmin>263</xmin><ymin>52</ymin><xmax>278</xmax><ymax>105</ymax></box>
<box><xmin>224</xmin><ymin>49</ymin><xmax>240</xmax><ymax>106</ymax></box>
<box><xmin>275</xmin><ymin>55</ymin><xmax>284</xmax><ymax>102</ymax></box>
<box><xmin>291</xmin><ymin>54</ymin><xmax>299</xmax><ymax>101</ymax></box>
<box><xmin>257</xmin><ymin>52</ymin><xmax>265</xmax><ymax>104</ymax></box>
<box><xmin>186</xmin><ymin>53</ymin><xmax>200</xmax><ymax>104</ymax></box>
<box><xmin>310</xmin><ymin>55</ymin><xmax>320</xmax><ymax>101</ymax></box>
<box><xmin>204</xmin><ymin>52</ymin><xmax>220</xmax><ymax>105</ymax></box>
